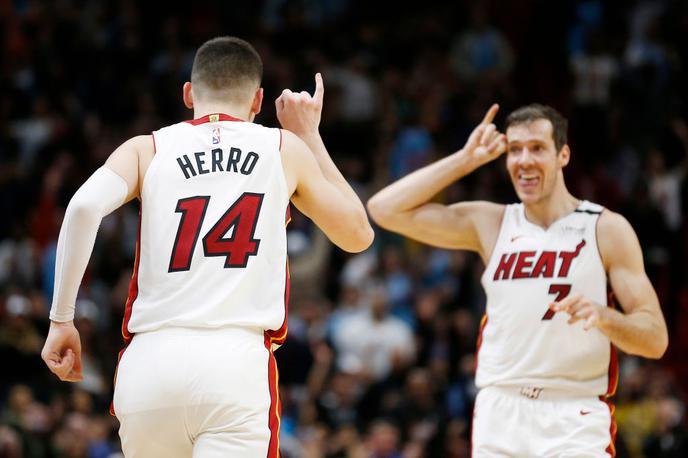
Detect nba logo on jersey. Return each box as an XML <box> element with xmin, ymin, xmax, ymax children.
<box><xmin>212</xmin><ymin>127</ymin><xmax>221</xmax><ymax>144</ymax></box>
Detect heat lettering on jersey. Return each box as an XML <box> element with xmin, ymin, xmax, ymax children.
<box><xmin>493</xmin><ymin>240</ymin><xmax>586</xmax><ymax>280</ymax></box>
<box><xmin>176</xmin><ymin>147</ymin><xmax>260</xmax><ymax>179</ymax></box>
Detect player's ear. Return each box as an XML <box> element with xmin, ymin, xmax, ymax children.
<box><xmin>250</xmin><ymin>87</ymin><xmax>264</xmax><ymax>119</ymax></box>
<box><xmin>558</xmin><ymin>144</ymin><xmax>571</xmax><ymax>167</ymax></box>
<box><xmin>183</xmin><ymin>82</ymin><xmax>194</xmax><ymax>109</ymax></box>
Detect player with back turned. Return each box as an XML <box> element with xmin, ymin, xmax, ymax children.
<box><xmin>368</xmin><ymin>103</ymin><xmax>668</xmax><ymax>456</ymax></box>
<box><xmin>41</xmin><ymin>37</ymin><xmax>373</xmax><ymax>457</ymax></box>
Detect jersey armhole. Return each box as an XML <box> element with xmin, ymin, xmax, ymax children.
<box><xmin>594</xmin><ymin>208</ymin><xmax>607</xmax><ymax>273</ymax></box>
<box><xmin>481</xmin><ymin>204</ymin><xmax>509</xmax><ymax>267</ymax></box>
<box><xmin>139</xmin><ymin>132</ymin><xmax>159</xmax><ymax>202</ymax></box>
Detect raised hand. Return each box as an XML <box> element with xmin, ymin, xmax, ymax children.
<box><xmin>461</xmin><ymin>104</ymin><xmax>507</xmax><ymax>166</ymax></box>
<box><xmin>41</xmin><ymin>321</ymin><xmax>83</xmax><ymax>382</ymax></box>
<box><xmin>275</xmin><ymin>73</ymin><xmax>324</xmax><ymax>138</ymax></box>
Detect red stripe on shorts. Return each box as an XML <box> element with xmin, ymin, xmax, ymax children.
<box><xmin>264</xmin><ymin>335</ymin><xmax>281</xmax><ymax>458</ymax></box>
<box><xmin>599</xmin><ymin>396</ymin><xmax>617</xmax><ymax>457</ymax></box>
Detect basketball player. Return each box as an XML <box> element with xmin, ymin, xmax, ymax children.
<box><xmin>367</xmin><ymin>104</ymin><xmax>668</xmax><ymax>456</ymax></box>
<box><xmin>40</xmin><ymin>37</ymin><xmax>373</xmax><ymax>457</ymax></box>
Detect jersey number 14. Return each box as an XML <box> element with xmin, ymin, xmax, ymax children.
<box><xmin>168</xmin><ymin>192</ymin><xmax>264</xmax><ymax>272</ymax></box>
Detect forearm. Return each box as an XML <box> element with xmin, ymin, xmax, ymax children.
<box><xmin>368</xmin><ymin>150</ymin><xmax>478</xmax><ymax>217</ymax></box>
<box><xmin>50</xmin><ymin>204</ymin><xmax>101</xmax><ymax>321</ymax></box>
<box><xmin>50</xmin><ymin>167</ymin><xmax>128</xmax><ymax>322</ymax></box>
<box><xmin>598</xmin><ymin>307</ymin><xmax>668</xmax><ymax>358</ymax></box>
<box><xmin>299</xmin><ymin>132</ymin><xmax>365</xmax><ymax>208</ymax></box>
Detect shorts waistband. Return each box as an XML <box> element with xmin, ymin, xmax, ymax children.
<box><xmin>484</xmin><ymin>385</ymin><xmax>599</xmax><ymax>401</ymax></box>
<box><xmin>135</xmin><ymin>325</ymin><xmax>265</xmax><ymax>340</ymax></box>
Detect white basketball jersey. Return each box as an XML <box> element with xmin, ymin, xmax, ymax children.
<box><xmin>477</xmin><ymin>201</ymin><xmax>618</xmax><ymax>397</ymax></box>
<box><xmin>121</xmin><ymin>114</ymin><xmax>290</xmax><ymax>344</ymax></box>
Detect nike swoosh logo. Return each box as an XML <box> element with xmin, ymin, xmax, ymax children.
<box><xmin>580</xmin><ymin>410</ymin><xmax>592</xmax><ymax>416</ymax></box>
<box><xmin>511</xmin><ymin>235</ymin><xmax>526</xmax><ymax>242</ymax></box>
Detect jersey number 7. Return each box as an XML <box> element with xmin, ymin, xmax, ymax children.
<box><xmin>168</xmin><ymin>192</ymin><xmax>264</xmax><ymax>272</ymax></box>
<box><xmin>542</xmin><ymin>284</ymin><xmax>571</xmax><ymax>320</ymax></box>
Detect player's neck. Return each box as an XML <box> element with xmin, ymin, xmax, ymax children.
<box><xmin>192</xmin><ymin>103</ymin><xmax>253</xmax><ymax>122</ymax></box>
<box><xmin>523</xmin><ymin>181</ymin><xmax>579</xmax><ymax>229</ymax></box>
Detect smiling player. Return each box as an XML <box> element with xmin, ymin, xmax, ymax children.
<box><xmin>367</xmin><ymin>103</ymin><xmax>668</xmax><ymax>457</ymax></box>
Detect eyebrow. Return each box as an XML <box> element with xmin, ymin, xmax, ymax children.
<box><xmin>507</xmin><ymin>139</ymin><xmax>547</xmax><ymax>144</ymax></box>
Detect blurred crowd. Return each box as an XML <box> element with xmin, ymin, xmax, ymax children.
<box><xmin>1</xmin><ymin>0</ymin><xmax>688</xmax><ymax>457</ymax></box>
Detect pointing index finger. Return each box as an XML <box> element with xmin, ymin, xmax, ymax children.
<box><xmin>481</xmin><ymin>104</ymin><xmax>499</xmax><ymax>125</ymax></box>
<box><xmin>314</xmin><ymin>73</ymin><xmax>324</xmax><ymax>103</ymax></box>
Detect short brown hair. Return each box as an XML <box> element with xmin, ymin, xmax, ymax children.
<box><xmin>505</xmin><ymin>104</ymin><xmax>568</xmax><ymax>151</ymax></box>
<box><xmin>191</xmin><ymin>36</ymin><xmax>263</xmax><ymax>103</ymax></box>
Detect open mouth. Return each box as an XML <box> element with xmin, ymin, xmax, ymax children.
<box><xmin>518</xmin><ymin>173</ymin><xmax>540</xmax><ymax>188</ymax></box>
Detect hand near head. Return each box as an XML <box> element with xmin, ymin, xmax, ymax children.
<box><xmin>41</xmin><ymin>321</ymin><xmax>83</xmax><ymax>382</ymax></box>
<box><xmin>275</xmin><ymin>73</ymin><xmax>324</xmax><ymax>138</ymax></box>
<box><xmin>462</xmin><ymin>104</ymin><xmax>507</xmax><ymax>166</ymax></box>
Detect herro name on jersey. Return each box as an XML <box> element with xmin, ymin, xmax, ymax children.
<box><xmin>176</xmin><ymin>147</ymin><xmax>259</xmax><ymax>179</ymax></box>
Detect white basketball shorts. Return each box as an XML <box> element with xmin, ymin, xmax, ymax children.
<box><xmin>472</xmin><ymin>385</ymin><xmax>616</xmax><ymax>457</ymax></box>
<box><xmin>112</xmin><ymin>327</ymin><xmax>281</xmax><ymax>458</ymax></box>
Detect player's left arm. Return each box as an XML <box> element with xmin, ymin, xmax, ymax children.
<box><xmin>42</xmin><ymin>136</ymin><xmax>149</xmax><ymax>382</ymax></box>
<box><xmin>552</xmin><ymin>210</ymin><xmax>668</xmax><ymax>359</ymax></box>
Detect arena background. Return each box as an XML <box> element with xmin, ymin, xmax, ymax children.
<box><xmin>1</xmin><ymin>0</ymin><xmax>687</xmax><ymax>457</ymax></box>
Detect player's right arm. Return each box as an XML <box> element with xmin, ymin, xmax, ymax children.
<box><xmin>277</xmin><ymin>74</ymin><xmax>374</xmax><ymax>253</ymax></box>
<box><xmin>42</xmin><ymin>135</ymin><xmax>153</xmax><ymax>382</ymax></box>
<box><xmin>367</xmin><ymin>105</ymin><xmax>507</xmax><ymax>261</ymax></box>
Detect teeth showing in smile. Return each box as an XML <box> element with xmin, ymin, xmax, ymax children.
<box><xmin>519</xmin><ymin>174</ymin><xmax>538</xmax><ymax>181</ymax></box>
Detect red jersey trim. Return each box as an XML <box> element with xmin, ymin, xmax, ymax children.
<box><xmin>110</xmin><ymin>207</ymin><xmax>142</xmax><ymax>416</ymax></box>
<box><xmin>263</xmin><ymin>205</ymin><xmax>291</xmax><ymax>347</ymax></box>
<box><xmin>121</xmin><ymin>209</ymin><xmax>142</xmax><ymax>344</ymax></box>
<box><xmin>183</xmin><ymin>113</ymin><xmax>245</xmax><ymax>125</ymax></box>
<box><xmin>474</xmin><ymin>314</ymin><xmax>488</xmax><ymax>372</ymax></box>
<box><xmin>605</xmin><ymin>289</ymin><xmax>620</xmax><ymax>397</ymax></box>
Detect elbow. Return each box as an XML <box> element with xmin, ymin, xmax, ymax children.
<box><xmin>635</xmin><ymin>328</ymin><xmax>668</xmax><ymax>359</ymax></box>
<box><xmin>341</xmin><ymin>217</ymin><xmax>375</xmax><ymax>253</ymax></box>
<box><xmin>646</xmin><ymin>332</ymin><xmax>669</xmax><ymax>359</ymax></box>
<box><xmin>66</xmin><ymin>187</ymin><xmax>108</xmax><ymax>220</ymax></box>
<box><xmin>65</xmin><ymin>198</ymin><xmax>98</xmax><ymax>222</ymax></box>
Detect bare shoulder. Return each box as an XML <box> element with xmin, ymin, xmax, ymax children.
<box><xmin>279</xmin><ymin>129</ymin><xmax>309</xmax><ymax>157</ymax></box>
<box><xmin>105</xmin><ymin>135</ymin><xmax>155</xmax><ymax>201</ymax></box>
<box><xmin>449</xmin><ymin>200</ymin><xmax>506</xmax><ymax>261</ymax></box>
<box><xmin>129</xmin><ymin>134</ymin><xmax>155</xmax><ymax>161</ymax></box>
<box><xmin>109</xmin><ymin>135</ymin><xmax>155</xmax><ymax>162</ymax></box>
<box><xmin>129</xmin><ymin>134</ymin><xmax>155</xmax><ymax>148</ymax></box>
<box><xmin>596</xmin><ymin>209</ymin><xmax>642</xmax><ymax>270</ymax></box>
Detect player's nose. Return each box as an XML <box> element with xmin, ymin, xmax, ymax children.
<box><xmin>517</xmin><ymin>148</ymin><xmax>535</xmax><ymax>166</ymax></box>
